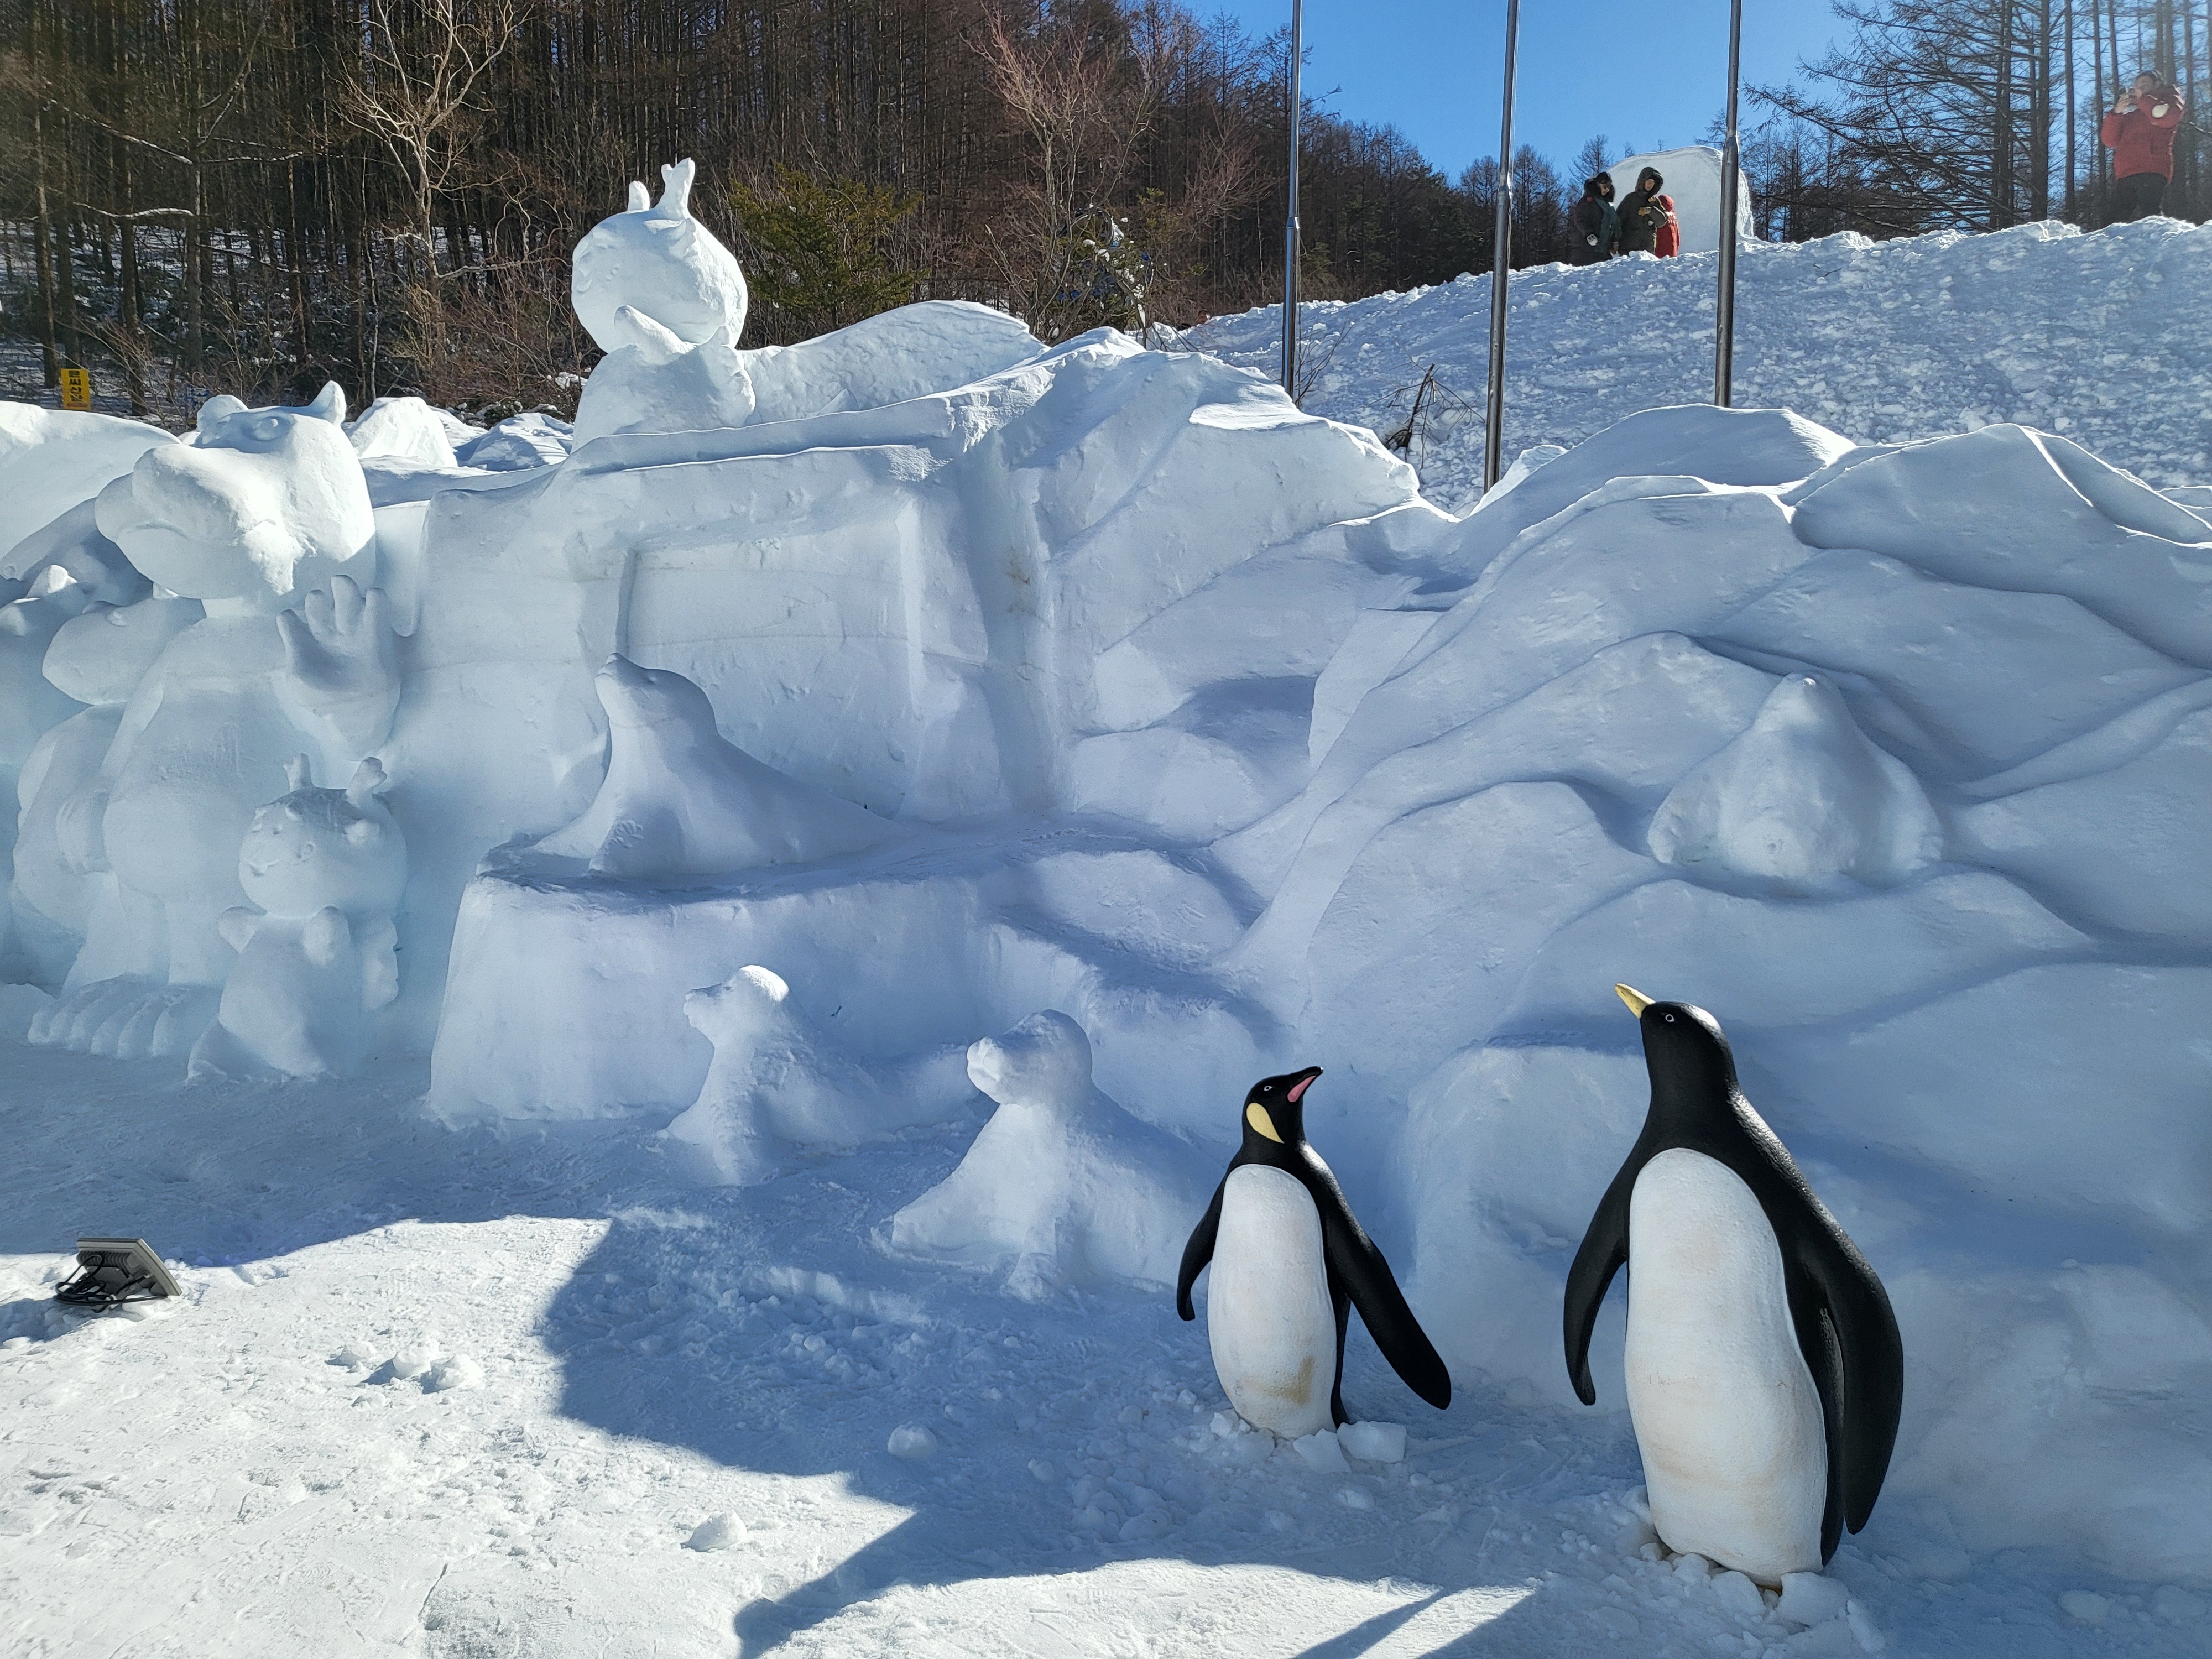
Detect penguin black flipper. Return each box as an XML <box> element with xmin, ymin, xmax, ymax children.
<box><xmin>1175</xmin><ymin>1178</ymin><xmax>1227</xmax><ymax>1322</ymax></box>
<box><xmin>1784</xmin><ymin>1214</ymin><xmax>1905</xmax><ymax>1544</ymax></box>
<box><xmin>1318</xmin><ymin>1203</ymin><xmax>1452</xmax><ymax>1410</ymax></box>
<box><xmin>1563</xmin><ymin>1156</ymin><xmax>1640</xmax><ymax>1406</ymax></box>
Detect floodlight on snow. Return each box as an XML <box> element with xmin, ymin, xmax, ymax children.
<box><xmin>55</xmin><ymin>1238</ymin><xmax>181</xmax><ymax>1310</ymax></box>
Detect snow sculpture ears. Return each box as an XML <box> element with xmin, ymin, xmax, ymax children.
<box><xmin>196</xmin><ymin>394</ymin><xmax>248</xmax><ymax>433</ymax></box>
<box><xmin>627</xmin><ymin>180</ymin><xmax>651</xmax><ymax>212</ymax></box>
<box><xmin>656</xmin><ymin>158</ymin><xmax>697</xmax><ymax>218</ymax></box>
<box><xmin>285</xmin><ymin>754</ymin><xmax>315</xmax><ymax>792</ymax></box>
<box><xmin>303</xmin><ymin>382</ymin><xmax>348</xmax><ymax>425</ymax></box>
<box><xmin>345</xmin><ymin>756</ymin><xmax>390</xmax><ymax>811</ymax></box>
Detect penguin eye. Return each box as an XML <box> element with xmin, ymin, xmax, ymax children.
<box><xmin>1663</xmin><ymin>1013</ymin><xmax>1676</xmax><ymax>1023</ymax></box>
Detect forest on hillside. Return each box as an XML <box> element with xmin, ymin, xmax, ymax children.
<box><xmin>0</xmin><ymin>0</ymin><xmax>2204</xmax><ymax>422</ymax></box>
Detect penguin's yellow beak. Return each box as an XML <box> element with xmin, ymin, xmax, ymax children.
<box><xmin>1615</xmin><ymin>983</ymin><xmax>1653</xmax><ymax>1016</ymax></box>
<box><xmin>1245</xmin><ymin>1103</ymin><xmax>1283</xmax><ymax>1142</ymax></box>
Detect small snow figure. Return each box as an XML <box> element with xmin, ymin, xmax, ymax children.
<box><xmin>888</xmin><ymin>1011</ymin><xmax>1209</xmax><ymax>1298</ymax></box>
<box><xmin>188</xmin><ymin>757</ymin><xmax>405</xmax><ymax>1079</ymax></box>
<box><xmin>570</xmin><ymin>159</ymin><xmax>749</xmax><ymax>356</ymax></box>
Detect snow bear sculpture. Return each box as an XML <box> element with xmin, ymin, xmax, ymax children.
<box><xmin>95</xmin><ymin>382</ymin><xmax>374</xmax><ymax>603</ymax></box>
<box><xmin>663</xmin><ymin>964</ymin><xmax>972</xmax><ymax>1183</ymax></box>
<box><xmin>27</xmin><ymin>385</ymin><xmax>401</xmax><ymax>1061</ymax></box>
<box><xmin>189</xmin><ymin>757</ymin><xmax>405</xmax><ymax>1079</ymax></box>
<box><xmin>888</xmin><ymin>1010</ymin><xmax>1209</xmax><ymax>1298</ymax></box>
<box><xmin>528</xmin><ymin>655</ymin><xmax>899</xmax><ymax>879</ymax></box>
<box><xmin>570</xmin><ymin>159</ymin><xmax>749</xmax><ymax>356</ymax></box>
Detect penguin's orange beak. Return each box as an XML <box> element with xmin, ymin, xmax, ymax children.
<box><xmin>1286</xmin><ymin>1067</ymin><xmax>1322</xmax><ymax>1103</ymax></box>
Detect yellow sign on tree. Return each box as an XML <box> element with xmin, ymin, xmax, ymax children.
<box><xmin>59</xmin><ymin>367</ymin><xmax>93</xmax><ymax>411</ymax></box>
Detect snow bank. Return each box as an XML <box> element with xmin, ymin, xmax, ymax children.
<box><xmin>1187</xmin><ymin>215</ymin><xmax>2212</xmax><ymax>508</ymax></box>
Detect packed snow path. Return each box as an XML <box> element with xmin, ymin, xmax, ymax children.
<box><xmin>3</xmin><ymin>1047</ymin><xmax>2204</xmax><ymax>1658</ymax></box>
<box><xmin>1186</xmin><ymin>217</ymin><xmax>2212</xmax><ymax>510</ymax></box>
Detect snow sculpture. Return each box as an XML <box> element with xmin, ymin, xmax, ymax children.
<box><xmin>188</xmin><ymin>757</ymin><xmax>404</xmax><ymax>1078</ymax></box>
<box><xmin>96</xmin><ymin>383</ymin><xmax>373</xmax><ymax>603</ymax></box>
<box><xmin>571</xmin><ymin>159</ymin><xmax>748</xmax><ymax>356</ymax></box>
<box><xmin>28</xmin><ymin>385</ymin><xmax>401</xmax><ymax>1060</ymax></box>
<box><xmin>663</xmin><ymin>964</ymin><xmax>971</xmax><ymax>1183</ymax></box>
<box><xmin>571</xmin><ymin>326</ymin><xmax>754</xmax><ymax>446</ymax></box>
<box><xmin>528</xmin><ymin>655</ymin><xmax>899</xmax><ymax>879</ymax></box>
<box><xmin>888</xmin><ymin>1011</ymin><xmax>1208</xmax><ymax>1297</ymax></box>
<box><xmin>1647</xmin><ymin>674</ymin><xmax>1942</xmax><ymax>890</ymax></box>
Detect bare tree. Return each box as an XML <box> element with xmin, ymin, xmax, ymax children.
<box><xmin>344</xmin><ymin>0</ymin><xmax>526</xmax><ymax>368</ymax></box>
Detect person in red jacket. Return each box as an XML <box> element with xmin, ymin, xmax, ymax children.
<box><xmin>2101</xmin><ymin>72</ymin><xmax>2185</xmax><ymax>220</ymax></box>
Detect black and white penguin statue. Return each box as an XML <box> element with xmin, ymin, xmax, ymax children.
<box><xmin>1564</xmin><ymin>985</ymin><xmax>1905</xmax><ymax>1585</ymax></box>
<box><xmin>1177</xmin><ymin>1067</ymin><xmax>1451</xmax><ymax>1437</ymax></box>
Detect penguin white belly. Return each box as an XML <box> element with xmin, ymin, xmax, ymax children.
<box><xmin>1625</xmin><ymin>1147</ymin><xmax>1827</xmax><ymax>1585</ymax></box>
<box><xmin>1207</xmin><ymin>1165</ymin><xmax>1337</xmax><ymax>1438</ymax></box>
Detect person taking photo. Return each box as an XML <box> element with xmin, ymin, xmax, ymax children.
<box><xmin>1617</xmin><ymin>167</ymin><xmax>1679</xmax><ymax>257</ymax></box>
<box><xmin>2101</xmin><ymin>72</ymin><xmax>2185</xmax><ymax>221</ymax></box>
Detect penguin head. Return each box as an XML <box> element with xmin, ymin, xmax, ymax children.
<box><xmin>1242</xmin><ymin>1066</ymin><xmax>1322</xmax><ymax>1150</ymax></box>
<box><xmin>1616</xmin><ymin>983</ymin><xmax>1740</xmax><ymax>1112</ymax></box>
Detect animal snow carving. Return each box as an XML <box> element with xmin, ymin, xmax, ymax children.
<box><xmin>26</xmin><ymin>385</ymin><xmax>402</xmax><ymax>1062</ymax></box>
<box><xmin>663</xmin><ymin>964</ymin><xmax>972</xmax><ymax>1183</ymax></box>
<box><xmin>529</xmin><ymin>655</ymin><xmax>899</xmax><ymax>879</ymax></box>
<box><xmin>189</xmin><ymin>757</ymin><xmax>405</xmax><ymax>1079</ymax></box>
<box><xmin>570</xmin><ymin>159</ymin><xmax>749</xmax><ymax>355</ymax></box>
<box><xmin>1564</xmin><ymin>985</ymin><xmax>1904</xmax><ymax>1587</ymax></box>
<box><xmin>889</xmin><ymin>1010</ymin><xmax>1210</xmax><ymax>1298</ymax></box>
<box><xmin>95</xmin><ymin>382</ymin><xmax>374</xmax><ymax>603</ymax></box>
<box><xmin>1178</xmin><ymin>1067</ymin><xmax>1452</xmax><ymax>1438</ymax></box>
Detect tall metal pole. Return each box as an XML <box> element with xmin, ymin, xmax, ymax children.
<box><xmin>1715</xmin><ymin>0</ymin><xmax>1745</xmax><ymax>406</ymax></box>
<box><xmin>1482</xmin><ymin>0</ymin><xmax>1520</xmax><ymax>491</ymax></box>
<box><xmin>1282</xmin><ymin>0</ymin><xmax>1303</xmax><ymax>399</ymax></box>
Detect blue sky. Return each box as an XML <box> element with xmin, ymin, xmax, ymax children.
<box><xmin>1203</xmin><ymin>1</ymin><xmax>1846</xmax><ymax>177</ymax></box>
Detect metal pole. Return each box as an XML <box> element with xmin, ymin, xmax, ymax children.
<box><xmin>1483</xmin><ymin>0</ymin><xmax>1519</xmax><ymax>491</ymax></box>
<box><xmin>1715</xmin><ymin>0</ymin><xmax>1745</xmax><ymax>406</ymax></box>
<box><xmin>1282</xmin><ymin>0</ymin><xmax>1303</xmax><ymax>398</ymax></box>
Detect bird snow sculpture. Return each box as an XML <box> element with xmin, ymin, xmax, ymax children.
<box><xmin>1564</xmin><ymin>985</ymin><xmax>1904</xmax><ymax>1585</ymax></box>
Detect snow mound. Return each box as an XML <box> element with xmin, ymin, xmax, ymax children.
<box><xmin>888</xmin><ymin>1010</ymin><xmax>1209</xmax><ymax>1297</ymax></box>
<box><xmin>0</xmin><ymin>403</ymin><xmax>172</xmax><ymax>560</ymax></box>
<box><xmin>348</xmin><ymin>395</ymin><xmax>459</xmax><ymax>469</ymax></box>
<box><xmin>454</xmin><ymin>412</ymin><xmax>573</xmax><ymax>471</ymax></box>
<box><xmin>1187</xmin><ymin>215</ymin><xmax>2212</xmax><ymax>508</ymax></box>
<box><xmin>1647</xmin><ymin>672</ymin><xmax>1942</xmax><ymax>889</ymax></box>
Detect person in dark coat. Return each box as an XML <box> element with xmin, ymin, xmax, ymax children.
<box><xmin>2101</xmin><ymin>72</ymin><xmax>2186</xmax><ymax>220</ymax></box>
<box><xmin>1569</xmin><ymin>174</ymin><xmax>1619</xmax><ymax>264</ymax></box>
<box><xmin>1618</xmin><ymin>166</ymin><xmax>1679</xmax><ymax>256</ymax></box>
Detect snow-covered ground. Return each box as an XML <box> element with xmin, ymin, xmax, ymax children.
<box><xmin>1186</xmin><ymin>216</ymin><xmax>2212</xmax><ymax>510</ymax></box>
<box><xmin>5</xmin><ymin>191</ymin><xmax>2212</xmax><ymax>1658</ymax></box>
<box><xmin>6</xmin><ymin>1045</ymin><xmax>2205</xmax><ymax>1657</ymax></box>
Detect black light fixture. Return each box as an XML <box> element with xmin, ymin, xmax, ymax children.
<box><xmin>55</xmin><ymin>1238</ymin><xmax>181</xmax><ymax>1310</ymax></box>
